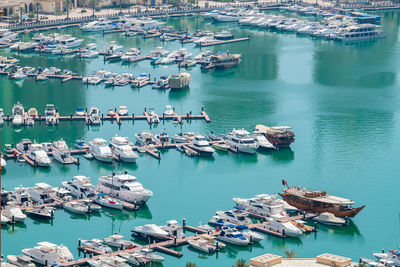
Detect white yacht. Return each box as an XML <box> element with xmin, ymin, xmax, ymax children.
<box><xmin>16</xmin><ymin>138</ymin><xmax>32</xmax><ymax>153</ymax></box>
<box><xmin>226</xmin><ymin>129</ymin><xmax>259</xmax><ymax>154</ymax></box>
<box><xmin>95</xmin><ymin>195</ymin><xmax>123</xmax><ymax>210</ymax></box>
<box><xmin>88</xmin><ymin>106</ymin><xmax>101</xmax><ymax>125</ymax></box>
<box><xmin>121</xmin><ymin>48</ymin><xmax>141</xmax><ymax>62</ymax></box>
<box><xmin>160</xmin><ymin>220</ymin><xmax>185</xmax><ymax>239</ymax></box>
<box><xmin>89</xmin><ymin>138</ymin><xmax>113</xmax><ymax>163</ymax></box>
<box><xmin>163</xmin><ymin>105</ymin><xmax>175</xmax><ymax>116</ymax></box>
<box><xmin>3</xmin><ymin>205</ymin><xmax>27</xmax><ymax>222</ymax></box>
<box><xmin>135</xmin><ymin>130</ymin><xmax>154</xmax><ymax>145</ymax></box>
<box><xmin>132</xmin><ymin>224</ymin><xmax>169</xmax><ymax>240</ymax></box>
<box><xmin>262</xmin><ymin>218</ymin><xmax>303</xmax><ymax>237</ymax></box>
<box><xmin>110</xmin><ymin>136</ymin><xmax>138</xmax><ymax>163</ymax></box>
<box><xmin>148</xmin><ymin>108</ymin><xmax>160</xmax><ymax>124</ymax></box>
<box><xmin>59</xmin><ymin>36</ymin><xmax>84</xmax><ymax>48</ymax></box>
<box><xmin>253</xmin><ymin>130</ymin><xmax>276</xmax><ymax>150</ymax></box>
<box><xmin>63</xmin><ymin>201</ymin><xmax>89</xmax><ymax>215</ymax></box>
<box><xmin>80</xmin><ymin>49</ymin><xmax>99</xmax><ymax>58</ymax></box>
<box><xmin>45</xmin><ymin>104</ymin><xmax>57</xmax><ymax>126</ymax></box>
<box><xmin>104</xmin><ymin>41</ymin><xmax>124</xmax><ymax>53</ymax></box>
<box><xmin>26</xmin><ymin>183</ymin><xmax>55</xmax><ymax>204</ymax></box>
<box><xmin>52</xmin><ymin>139</ymin><xmax>74</xmax><ymax>164</ymax></box>
<box><xmin>0</xmin><ymin>29</ymin><xmax>18</xmax><ymax>41</ymax></box>
<box><xmin>81</xmin><ymin>19</ymin><xmax>115</xmax><ymax>32</ymax></box>
<box><xmin>187</xmin><ymin>238</ymin><xmax>216</xmax><ymax>253</ymax></box>
<box><xmin>28</xmin><ymin>143</ymin><xmax>52</xmax><ymax>167</ymax></box>
<box><xmin>12</xmin><ymin>102</ymin><xmax>24</xmax><ymax>126</ymax></box>
<box><xmin>216</xmin><ymin>227</ymin><xmax>249</xmax><ymax>246</ymax></box>
<box><xmin>102</xmin><ymin>234</ymin><xmax>135</xmax><ymax>249</ymax></box>
<box><xmin>81</xmin><ymin>239</ymin><xmax>112</xmax><ymax>254</ymax></box>
<box><xmin>138</xmin><ymin>248</ymin><xmax>165</xmax><ymax>263</ymax></box>
<box><xmin>6</xmin><ymin>255</ymin><xmax>35</xmax><ymax>267</ymax></box>
<box><xmin>96</xmin><ymin>173</ymin><xmax>153</xmax><ymax>204</ymax></box>
<box><xmin>22</xmin><ymin>242</ymin><xmax>74</xmax><ymax>265</ymax></box>
<box><xmin>61</xmin><ymin>176</ymin><xmax>96</xmax><ymax>198</ymax></box>
<box><xmin>88</xmin><ymin>256</ymin><xmax>130</xmax><ymax>267</ymax></box>
<box><xmin>188</xmin><ymin>135</ymin><xmax>215</xmax><ymax>156</ymax></box>
<box><xmin>233</xmin><ymin>194</ymin><xmax>288</xmax><ymax>219</ymax></box>
<box><xmin>215</xmin><ymin>210</ymin><xmax>252</xmax><ymax>226</ymax></box>
<box><xmin>334</xmin><ymin>24</ymin><xmax>385</xmax><ymax>42</ymax></box>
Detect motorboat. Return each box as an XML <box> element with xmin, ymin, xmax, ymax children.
<box><xmin>215</xmin><ymin>210</ymin><xmax>252</xmax><ymax>226</ymax></box>
<box><xmin>26</xmin><ymin>183</ymin><xmax>55</xmax><ymax>204</ymax></box>
<box><xmin>89</xmin><ymin>138</ymin><xmax>113</xmax><ymax>163</ymax></box>
<box><xmin>216</xmin><ymin>227</ymin><xmax>249</xmax><ymax>246</ymax></box>
<box><xmin>81</xmin><ymin>239</ymin><xmax>112</xmax><ymax>254</ymax></box>
<box><xmin>75</xmin><ymin>139</ymin><xmax>89</xmax><ymax>150</ymax></box>
<box><xmin>62</xmin><ymin>176</ymin><xmax>96</xmax><ymax>199</ymax></box>
<box><xmin>188</xmin><ymin>135</ymin><xmax>215</xmax><ymax>156</ymax></box>
<box><xmin>160</xmin><ymin>220</ymin><xmax>185</xmax><ymax>239</ymax></box>
<box><xmin>153</xmin><ymin>132</ymin><xmax>169</xmax><ymax>145</ymax></box>
<box><xmin>81</xmin><ymin>19</ymin><xmax>115</xmax><ymax>32</ymax></box>
<box><xmin>6</xmin><ymin>255</ymin><xmax>35</xmax><ymax>267</ymax></box>
<box><xmin>314</xmin><ymin>212</ymin><xmax>347</xmax><ymax>226</ymax></box>
<box><xmin>188</xmin><ymin>238</ymin><xmax>217</xmax><ymax>253</ymax></box>
<box><xmin>52</xmin><ymin>139</ymin><xmax>74</xmax><ymax>164</ymax></box>
<box><xmin>10</xmin><ymin>186</ymin><xmax>31</xmax><ymax>205</ymax></box>
<box><xmin>16</xmin><ymin>138</ymin><xmax>32</xmax><ymax>153</ymax></box>
<box><xmin>109</xmin><ymin>136</ymin><xmax>138</xmax><ymax>163</ymax></box>
<box><xmin>1</xmin><ymin>153</ymin><xmax>6</xmax><ymax>169</ymax></box>
<box><xmin>194</xmin><ymin>50</ymin><xmax>213</xmax><ymax>61</ymax></box>
<box><xmin>118</xmin><ymin>252</ymin><xmax>146</xmax><ymax>266</ymax></box>
<box><xmin>3</xmin><ymin>205</ymin><xmax>27</xmax><ymax>222</ymax></box>
<box><xmin>41</xmin><ymin>142</ymin><xmax>53</xmax><ymax>153</ymax></box>
<box><xmin>184</xmin><ymin>132</ymin><xmax>196</xmax><ymax>141</ymax></box>
<box><xmin>1</xmin><ymin>214</ymin><xmax>10</xmax><ymax>224</ymax></box>
<box><xmin>28</xmin><ymin>143</ymin><xmax>52</xmax><ymax>167</ymax></box>
<box><xmin>262</xmin><ymin>218</ymin><xmax>303</xmax><ymax>237</ymax></box>
<box><xmin>63</xmin><ymin>201</ymin><xmax>90</xmax><ymax>215</ymax></box>
<box><xmin>75</xmin><ymin>107</ymin><xmax>85</xmax><ymax>116</ymax></box>
<box><xmin>96</xmin><ymin>173</ymin><xmax>153</xmax><ymax>204</ymax></box>
<box><xmin>80</xmin><ymin>49</ymin><xmax>99</xmax><ymax>58</ymax></box>
<box><xmin>95</xmin><ymin>194</ymin><xmax>123</xmax><ymax>210</ymax></box>
<box><xmin>121</xmin><ymin>48</ymin><xmax>141</xmax><ymax>62</ymax></box>
<box><xmin>215</xmin><ymin>30</ymin><xmax>234</xmax><ymax>40</ymax></box>
<box><xmin>118</xmin><ymin>106</ymin><xmax>129</xmax><ymax>116</ymax></box>
<box><xmin>233</xmin><ymin>194</ymin><xmax>288</xmax><ymax>219</ymax></box>
<box><xmin>148</xmin><ymin>108</ymin><xmax>160</xmax><ymax>124</ymax></box>
<box><xmin>135</xmin><ymin>131</ymin><xmax>154</xmax><ymax>145</ymax></box>
<box><xmin>59</xmin><ymin>36</ymin><xmax>84</xmax><ymax>48</ymax></box>
<box><xmin>81</xmin><ymin>199</ymin><xmax>101</xmax><ymax>212</ymax></box>
<box><xmin>88</xmin><ymin>107</ymin><xmax>101</xmax><ymax>125</ymax></box>
<box><xmin>253</xmin><ymin>130</ymin><xmax>276</xmax><ymax>150</ymax></box>
<box><xmin>22</xmin><ymin>242</ymin><xmax>74</xmax><ymax>265</ymax></box>
<box><xmin>138</xmin><ymin>248</ymin><xmax>165</xmax><ymax>263</ymax></box>
<box><xmin>12</xmin><ymin>102</ymin><xmax>24</xmax><ymax>126</ymax></box>
<box><xmin>240</xmin><ymin>228</ymin><xmax>264</xmax><ymax>242</ymax></box>
<box><xmin>163</xmin><ymin>105</ymin><xmax>175</xmax><ymax>116</ymax></box>
<box><xmin>103</xmin><ymin>41</ymin><xmax>124</xmax><ymax>54</ymax></box>
<box><xmin>212</xmin><ymin>142</ymin><xmax>230</xmax><ymax>151</ymax></box>
<box><xmin>0</xmin><ymin>108</ymin><xmax>4</xmax><ymax>126</ymax></box>
<box><xmin>171</xmin><ymin>133</ymin><xmax>187</xmax><ymax>143</ymax></box>
<box><xmin>92</xmin><ymin>256</ymin><xmax>130</xmax><ymax>267</ymax></box>
<box><xmin>132</xmin><ymin>224</ymin><xmax>169</xmax><ymax>240</ymax></box>
<box><xmin>102</xmin><ymin>234</ymin><xmax>135</xmax><ymax>249</ymax></box>
<box><xmin>28</xmin><ymin>108</ymin><xmax>38</xmax><ymax>118</ymax></box>
<box><xmin>11</xmin><ymin>70</ymin><xmax>27</xmax><ymax>80</ymax></box>
<box><xmin>226</xmin><ymin>129</ymin><xmax>259</xmax><ymax>154</ymax></box>
<box><xmin>44</xmin><ymin>104</ymin><xmax>57</xmax><ymax>126</ymax></box>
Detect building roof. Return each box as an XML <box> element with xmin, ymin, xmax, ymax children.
<box><xmin>250</xmin><ymin>253</ymin><xmax>353</xmax><ymax>267</ymax></box>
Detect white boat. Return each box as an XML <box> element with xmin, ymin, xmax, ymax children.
<box><xmin>216</xmin><ymin>227</ymin><xmax>249</xmax><ymax>246</ymax></box>
<box><xmin>104</xmin><ymin>41</ymin><xmax>124</xmax><ymax>53</ymax></box>
<box><xmin>132</xmin><ymin>224</ymin><xmax>169</xmax><ymax>240</ymax></box>
<box><xmin>118</xmin><ymin>252</ymin><xmax>146</xmax><ymax>266</ymax></box>
<box><xmin>1</xmin><ymin>214</ymin><xmax>10</xmax><ymax>224</ymax></box>
<box><xmin>6</xmin><ymin>255</ymin><xmax>35</xmax><ymax>267</ymax></box>
<box><xmin>11</xmin><ymin>71</ymin><xmax>27</xmax><ymax>80</ymax></box>
<box><xmin>121</xmin><ymin>48</ymin><xmax>141</xmax><ymax>62</ymax></box>
<box><xmin>148</xmin><ymin>108</ymin><xmax>160</xmax><ymax>124</ymax></box>
<box><xmin>81</xmin><ymin>239</ymin><xmax>112</xmax><ymax>254</ymax></box>
<box><xmin>80</xmin><ymin>49</ymin><xmax>99</xmax><ymax>58</ymax></box>
<box><xmin>215</xmin><ymin>30</ymin><xmax>234</xmax><ymax>40</ymax></box>
<box><xmin>52</xmin><ymin>139</ymin><xmax>74</xmax><ymax>164</ymax></box>
<box><xmin>334</xmin><ymin>24</ymin><xmax>385</xmax><ymax>42</ymax></box>
<box><xmin>89</xmin><ymin>138</ymin><xmax>113</xmax><ymax>163</ymax></box>
<box><xmin>138</xmin><ymin>248</ymin><xmax>165</xmax><ymax>263</ymax></box>
<box><xmin>59</xmin><ymin>36</ymin><xmax>84</xmax><ymax>48</ymax></box>
<box><xmin>63</xmin><ymin>201</ymin><xmax>89</xmax><ymax>215</ymax></box>
<box><xmin>81</xmin><ymin>19</ymin><xmax>115</xmax><ymax>32</ymax></box>
<box><xmin>188</xmin><ymin>135</ymin><xmax>215</xmax><ymax>156</ymax></box>
<box><xmin>102</xmin><ymin>234</ymin><xmax>135</xmax><ymax>249</ymax></box>
<box><xmin>0</xmin><ymin>29</ymin><xmax>18</xmax><ymax>41</ymax></box>
<box><xmin>118</xmin><ymin>106</ymin><xmax>129</xmax><ymax>116</ymax></box>
<box><xmin>215</xmin><ymin>210</ymin><xmax>252</xmax><ymax>226</ymax></box>
<box><xmin>26</xmin><ymin>183</ymin><xmax>55</xmax><ymax>204</ymax></box>
<box><xmin>171</xmin><ymin>133</ymin><xmax>187</xmax><ymax>143</ymax></box>
<box><xmin>194</xmin><ymin>50</ymin><xmax>212</xmax><ymax>61</ymax></box>
<box><xmin>135</xmin><ymin>131</ymin><xmax>154</xmax><ymax>145</ymax></box>
<box><xmin>226</xmin><ymin>129</ymin><xmax>259</xmax><ymax>154</ymax></box>
<box><xmin>16</xmin><ymin>138</ymin><xmax>32</xmax><ymax>153</ymax></box>
<box><xmin>88</xmin><ymin>107</ymin><xmax>101</xmax><ymax>125</ymax></box>
<box><xmin>214</xmin><ymin>14</ymin><xmax>239</xmax><ymax>22</ymax></box>
<box><xmin>314</xmin><ymin>212</ymin><xmax>347</xmax><ymax>226</ymax></box>
<box><xmin>44</xmin><ymin>104</ymin><xmax>57</xmax><ymax>126</ymax></box>
<box><xmin>110</xmin><ymin>136</ymin><xmax>138</xmax><ymax>163</ymax></box>
<box><xmin>95</xmin><ymin>195</ymin><xmax>123</xmax><ymax>210</ymax></box>
<box><xmin>1</xmin><ymin>153</ymin><xmax>6</xmax><ymax>169</ymax></box>
<box><xmin>12</xmin><ymin>102</ymin><xmax>24</xmax><ymax>126</ymax></box>
<box><xmin>262</xmin><ymin>218</ymin><xmax>303</xmax><ymax>237</ymax></box>
<box><xmin>25</xmin><ymin>206</ymin><xmax>54</xmax><ymax>219</ymax></box>
<box><xmin>188</xmin><ymin>238</ymin><xmax>216</xmax><ymax>253</ymax></box>
<box><xmin>163</xmin><ymin>105</ymin><xmax>175</xmax><ymax>116</ymax></box>
<box><xmin>3</xmin><ymin>205</ymin><xmax>27</xmax><ymax>222</ymax></box>
<box><xmin>28</xmin><ymin>143</ymin><xmax>52</xmax><ymax>167</ymax></box>
<box><xmin>22</xmin><ymin>242</ymin><xmax>74</xmax><ymax>265</ymax></box>
<box><xmin>96</xmin><ymin>173</ymin><xmax>153</xmax><ymax>204</ymax></box>
<box><xmin>233</xmin><ymin>194</ymin><xmax>288</xmax><ymax>219</ymax></box>
<box><xmin>253</xmin><ymin>130</ymin><xmax>276</xmax><ymax>150</ymax></box>
<box><xmin>241</xmin><ymin>229</ymin><xmax>264</xmax><ymax>242</ymax></box>
<box><xmin>160</xmin><ymin>220</ymin><xmax>185</xmax><ymax>239</ymax></box>
<box><xmin>153</xmin><ymin>132</ymin><xmax>169</xmax><ymax>145</ymax></box>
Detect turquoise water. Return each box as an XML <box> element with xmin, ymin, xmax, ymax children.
<box><xmin>1</xmin><ymin>11</ymin><xmax>400</xmax><ymax>266</ymax></box>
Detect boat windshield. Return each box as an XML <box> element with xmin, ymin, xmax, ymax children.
<box><xmin>241</xmin><ymin>139</ymin><xmax>255</xmax><ymax>144</ymax></box>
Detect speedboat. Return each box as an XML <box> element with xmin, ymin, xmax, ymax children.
<box><xmin>118</xmin><ymin>253</ymin><xmax>146</xmax><ymax>266</ymax></box>
<box><xmin>118</xmin><ymin>106</ymin><xmax>129</xmax><ymax>116</ymax></box>
<box><xmin>215</xmin><ymin>210</ymin><xmax>252</xmax><ymax>226</ymax></box>
<box><xmin>215</xmin><ymin>30</ymin><xmax>234</xmax><ymax>40</ymax></box>
<box><xmin>138</xmin><ymin>248</ymin><xmax>165</xmax><ymax>263</ymax></box>
<box><xmin>6</xmin><ymin>255</ymin><xmax>35</xmax><ymax>267</ymax></box>
<box><xmin>52</xmin><ymin>139</ymin><xmax>74</xmax><ymax>164</ymax></box>
<box><xmin>88</xmin><ymin>107</ymin><xmax>101</xmax><ymax>125</ymax></box>
<box><xmin>226</xmin><ymin>128</ymin><xmax>259</xmax><ymax>154</ymax></box>
<box><xmin>253</xmin><ymin>130</ymin><xmax>276</xmax><ymax>151</ymax></box>
<box><xmin>262</xmin><ymin>218</ymin><xmax>303</xmax><ymax>237</ymax></box>
<box><xmin>63</xmin><ymin>201</ymin><xmax>90</xmax><ymax>215</ymax></box>
<box><xmin>163</xmin><ymin>105</ymin><xmax>175</xmax><ymax>116</ymax></box>
<box><xmin>3</xmin><ymin>205</ymin><xmax>27</xmax><ymax>222</ymax></box>
<box><xmin>314</xmin><ymin>212</ymin><xmax>347</xmax><ymax>226</ymax></box>
<box><xmin>135</xmin><ymin>131</ymin><xmax>154</xmax><ymax>146</ymax></box>
<box><xmin>171</xmin><ymin>133</ymin><xmax>187</xmax><ymax>143</ymax></box>
<box><xmin>148</xmin><ymin>108</ymin><xmax>160</xmax><ymax>124</ymax></box>
<box><xmin>89</xmin><ymin>138</ymin><xmax>113</xmax><ymax>163</ymax></box>
<box><xmin>188</xmin><ymin>135</ymin><xmax>215</xmax><ymax>156</ymax></box>
<box><xmin>81</xmin><ymin>239</ymin><xmax>112</xmax><ymax>254</ymax></box>
<box><xmin>102</xmin><ymin>234</ymin><xmax>135</xmax><ymax>249</ymax></box>
<box><xmin>160</xmin><ymin>220</ymin><xmax>185</xmax><ymax>239</ymax></box>
<box><xmin>216</xmin><ymin>227</ymin><xmax>249</xmax><ymax>246</ymax></box>
<box><xmin>75</xmin><ymin>139</ymin><xmax>89</xmax><ymax>150</ymax></box>
<box><xmin>240</xmin><ymin>228</ymin><xmax>264</xmax><ymax>242</ymax></box>
<box><xmin>95</xmin><ymin>195</ymin><xmax>123</xmax><ymax>210</ymax></box>
<box><xmin>188</xmin><ymin>238</ymin><xmax>216</xmax><ymax>253</ymax></box>
<box><xmin>62</xmin><ymin>176</ymin><xmax>96</xmax><ymax>199</ymax></box>
<box><xmin>12</xmin><ymin>102</ymin><xmax>24</xmax><ymax>126</ymax></box>
<box><xmin>80</xmin><ymin>49</ymin><xmax>99</xmax><ymax>58</ymax></box>
<box><xmin>96</xmin><ymin>173</ymin><xmax>153</xmax><ymax>204</ymax></box>
<box><xmin>132</xmin><ymin>224</ymin><xmax>169</xmax><ymax>240</ymax></box>
<box><xmin>28</xmin><ymin>143</ymin><xmax>52</xmax><ymax>167</ymax></box>
<box><xmin>22</xmin><ymin>242</ymin><xmax>74</xmax><ymax>265</ymax></box>
<box><xmin>110</xmin><ymin>136</ymin><xmax>138</xmax><ymax>163</ymax></box>
<box><xmin>121</xmin><ymin>48</ymin><xmax>141</xmax><ymax>62</ymax></box>
<box><xmin>75</xmin><ymin>107</ymin><xmax>85</xmax><ymax>116</ymax></box>
<box><xmin>233</xmin><ymin>194</ymin><xmax>288</xmax><ymax>219</ymax></box>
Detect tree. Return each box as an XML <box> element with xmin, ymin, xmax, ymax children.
<box><xmin>34</xmin><ymin>2</ymin><xmax>42</xmax><ymax>22</ymax></box>
<box><xmin>185</xmin><ymin>263</ymin><xmax>197</xmax><ymax>267</ymax></box>
<box><xmin>284</xmin><ymin>249</ymin><xmax>298</xmax><ymax>258</ymax></box>
<box><xmin>233</xmin><ymin>259</ymin><xmax>250</xmax><ymax>267</ymax></box>
<box><xmin>64</xmin><ymin>0</ymin><xmax>70</xmax><ymax>19</ymax></box>
<box><xmin>19</xmin><ymin>7</ymin><xmax>24</xmax><ymax>24</ymax></box>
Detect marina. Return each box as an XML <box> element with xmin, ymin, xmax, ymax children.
<box><xmin>1</xmin><ymin>2</ymin><xmax>400</xmax><ymax>267</ymax></box>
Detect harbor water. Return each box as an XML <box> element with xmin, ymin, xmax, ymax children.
<box><xmin>1</xmin><ymin>10</ymin><xmax>400</xmax><ymax>266</ymax></box>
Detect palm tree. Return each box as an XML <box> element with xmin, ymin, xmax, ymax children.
<box><xmin>34</xmin><ymin>2</ymin><xmax>42</xmax><ymax>22</ymax></box>
<box><xmin>64</xmin><ymin>0</ymin><xmax>70</xmax><ymax>20</ymax></box>
<box><xmin>91</xmin><ymin>0</ymin><xmax>96</xmax><ymax>17</ymax></box>
<box><xmin>185</xmin><ymin>263</ymin><xmax>197</xmax><ymax>267</ymax></box>
<box><xmin>233</xmin><ymin>259</ymin><xmax>250</xmax><ymax>267</ymax></box>
<box><xmin>284</xmin><ymin>249</ymin><xmax>298</xmax><ymax>258</ymax></box>
<box><xmin>19</xmin><ymin>7</ymin><xmax>24</xmax><ymax>24</ymax></box>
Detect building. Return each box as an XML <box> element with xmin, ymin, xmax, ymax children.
<box><xmin>0</xmin><ymin>0</ymin><xmax>64</xmax><ymax>17</ymax></box>
<box><xmin>250</xmin><ymin>253</ymin><xmax>354</xmax><ymax>267</ymax></box>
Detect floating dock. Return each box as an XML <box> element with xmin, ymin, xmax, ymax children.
<box><xmin>198</xmin><ymin>37</ymin><xmax>251</xmax><ymax>47</ymax></box>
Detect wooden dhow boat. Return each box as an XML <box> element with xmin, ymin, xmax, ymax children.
<box><xmin>255</xmin><ymin>124</ymin><xmax>295</xmax><ymax>147</ymax></box>
<box><xmin>279</xmin><ymin>180</ymin><xmax>365</xmax><ymax>218</ymax></box>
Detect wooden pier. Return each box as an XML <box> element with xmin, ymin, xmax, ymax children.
<box><xmin>198</xmin><ymin>37</ymin><xmax>251</xmax><ymax>47</ymax></box>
